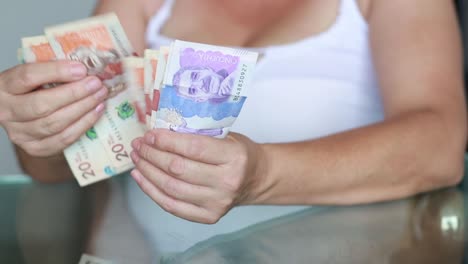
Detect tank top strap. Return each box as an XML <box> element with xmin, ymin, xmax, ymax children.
<box><xmin>338</xmin><ymin>0</ymin><xmax>368</xmax><ymax>30</ymax></box>
<box><xmin>146</xmin><ymin>0</ymin><xmax>176</xmax><ymax>48</ymax></box>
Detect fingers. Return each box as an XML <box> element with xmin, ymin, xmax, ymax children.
<box><xmin>146</xmin><ymin>129</ymin><xmax>230</xmax><ymax>164</ymax></box>
<box><xmin>24</xmin><ymin>86</ymin><xmax>108</xmax><ymax>138</ymax></box>
<box><xmin>20</xmin><ymin>104</ymin><xmax>105</xmax><ymax>157</ymax></box>
<box><xmin>131</xmin><ymin>169</ymin><xmax>219</xmax><ymax>224</ymax></box>
<box><xmin>132</xmin><ymin>137</ymin><xmax>218</xmax><ymax>187</ymax></box>
<box><xmin>12</xmin><ymin>76</ymin><xmax>103</xmax><ymax>122</ymax></box>
<box><xmin>2</xmin><ymin>61</ymin><xmax>87</xmax><ymax>95</ymax></box>
<box><xmin>131</xmin><ymin>152</ymin><xmax>213</xmax><ymax>205</ymax></box>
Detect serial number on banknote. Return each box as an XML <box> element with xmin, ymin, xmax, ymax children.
<box><xmin>234</xmin><ymin>64</ymin><xmax>248</xmax><ymax>101</ymax></box>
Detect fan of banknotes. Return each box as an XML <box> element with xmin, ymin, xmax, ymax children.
<box><xmin>18</xmin><ymin>13</ymin><xmax>259</xmax><ymax>186</ymax></box>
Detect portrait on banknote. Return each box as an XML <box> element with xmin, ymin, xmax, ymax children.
<box><xmin>69</xmin><ymin>46</ymin><xmax>125</xmax><ymax>96</ymax></box>
<box><xmin>172</xmin><ymin>48</ymin><xmax>239</xmax><ymax>103</ymax></box>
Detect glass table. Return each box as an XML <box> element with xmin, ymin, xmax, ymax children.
<box><xmin>0</xmin><ymin>174</ymin><xmax>466</xmax><ymax>264</ymax></box>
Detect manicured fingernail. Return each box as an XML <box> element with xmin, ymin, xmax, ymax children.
<box><xmin>86</xmin><ymin>78</ymin><xmax>102</xmax><ymax>92</ymax></box>
<box><xmin>131</xmin><ymin>169</ymin><xmax>142</xmax><ymax>182</ymax></box>
<box><xmin>132</xmin><ymin>138</ymin><xmax>141</xmax><ymax>151</ymax></box>
<box><xmin>94</xmin><ymin>87</ymin><xmax>108</xmax><ymax>100</ymax></box>
<box><xmin>70</xmin><ymin>63</ymin><xmax>87</xmax><ymax>78</ymax></box>
<box><xmin>131</xmin><ymin>151</ymin><xmax>140</xmax><ymax>163</ymax></box>
<box><xmin>95</xmin><ymin>103</ymin><xmax>105</xmax><ymax>113</ymax></box>
<box><xmin>145</xmin><ymin>133</ymin><xmax>155</xmax><ymax>145</ymax></box>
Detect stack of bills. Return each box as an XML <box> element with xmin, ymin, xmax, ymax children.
<box><xmin>18</xmin><ymin>13</ymin><xmax>258</xmax><ymax>186</ymax></box>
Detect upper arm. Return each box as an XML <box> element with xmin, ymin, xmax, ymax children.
<box><xmin>369</xmin><ymin>0</ymin><xmax>466</xmax><ymax>123</ymax></box>
<box><xmin>94</xmin><ymin>0</ymin><xmax>164</xmax><ymax>54</ymax></box>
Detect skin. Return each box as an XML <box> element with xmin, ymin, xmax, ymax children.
<box><xmin>5</xmin><ymin>0</ymin><xmax>467</xmax><ymax>224</ymax></box>
<box><xmin>0</xmin><ymin>61</ymin><xmax>108</xmax><ymax>182</ymax></box>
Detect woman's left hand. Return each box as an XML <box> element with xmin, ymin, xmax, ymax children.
<box><xmin>130</xmin><ymin>129</ymin><xmax>267</xmax><ymax>224</ymax></box>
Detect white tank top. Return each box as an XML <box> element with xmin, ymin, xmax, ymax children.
<box><xmin>128</xmin><ymin>0</ymin><xmax>384</xmax><ymax>256</ymax></box>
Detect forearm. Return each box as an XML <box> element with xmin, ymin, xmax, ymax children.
<box><xmin>253</xmin><ymin>110</ymin><xmax>466</xmax><ymax>205</ymax></box>
<box><xmin>15</xmin><ymin>145</ymin><xmax>73</xmax><ymax>183</ymax></box>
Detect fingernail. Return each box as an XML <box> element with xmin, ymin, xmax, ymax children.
<box><xmin>86</xmin><ymin>78</ymin><xmax>102</xmax><ymax>92</ymax></box>
<box><xmin>94</xmin><ymin>87</ymin><xmax>108</xmax><ymax>100</ymax></box>
<box><xmin>95</xmin><ymin>103</ymin><xmax>105</xmax><ymax>113</ymax></box>
<box><xmin>145</xmin><ymin>133</ymin><xmax>155</xmax><ymax>145</ymax></box>
<box><xmin>70</xmin><ymin>63</ymin><xmax>87</xmax><ymax>78</ymax></box>
<box><xmin>131</xmin><ymin>169</ymin><xmax>142</xmax><ymax>182</ymax></box>
<box><xmin>132</xmin><ymin>138</ymin><xmax>141</xmax><ymax>151</ymax></box>
<box><xmin>131</xmin><ymin>151</ymin><xmax>140</xmax><ymax>163</ymax></box>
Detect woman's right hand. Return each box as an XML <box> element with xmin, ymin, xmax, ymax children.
<box><xmin>0</xmin><ymin>60</ymin><xmax>108</xmax><ymax>157</ymax></box>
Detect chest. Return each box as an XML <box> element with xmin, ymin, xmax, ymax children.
<box><xmin>159</xmin><ymin>0</ymin><xmax>371</xmax><ymax>48</ymax></box>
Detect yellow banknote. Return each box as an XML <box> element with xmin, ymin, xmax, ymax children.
<box><xmin>93</xmin><ymin>86</ymin><xmax>145</xmax><ymax>173</ymax></box>
<box><xmin>64</xmin><ymin>128</ymin><xmax>119</xmax><ymax>187</ymax></box>
<box><xmin>123</xmin><ymin>56</ymin><xmax>146</xmax><ymax>126</ymax></box>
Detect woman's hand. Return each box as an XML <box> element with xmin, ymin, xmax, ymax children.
<box><xmin>0</xmin><ymin>61</ymin><xmax>108</xmax><ymax>157</ymax></box>
<box><xmin>130</xmin><ymin>129</ymin><xmax>268</xmax><ymax>224</ymax></box>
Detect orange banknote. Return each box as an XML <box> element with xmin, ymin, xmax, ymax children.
<box><xmin>21</xmin><ymin>35</ymin><xmax>58</xmax><ymax>88</ymax></box>
<box><xmin>21</xmin><ymin>35</ymin><xmax>56</xmax><ymax>63</ymax></box>
<box><xmin>144</xmin><ymin>49</ymin><xmax>159</xmax><ymax>129</ymax></box>
<box><xmin>150</xmin><ymin>46</ymin><xmax>171</xmax><ymax>128</ymax></box>
<box><xmin>45</xmin><ymin>13</ymin><xmax>134</xmax><ymax>98</ymax></box>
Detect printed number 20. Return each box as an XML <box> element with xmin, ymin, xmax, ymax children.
<box><xmin>79</xmin><ymin>162</ymin><xmax>95</xmax><ymax>179</ymax></box>
<box><xmin>112</xmin><ymin>144</ymin><xmax>129</xmax><ymax>161</ymax></box>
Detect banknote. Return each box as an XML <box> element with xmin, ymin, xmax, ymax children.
<box><xmin>155</xmin><ymin>40</ymin><xmax>258</xmax><ymax>138</ymax></box>
<box><xmin>92</xmin><ymin>86</ymin><xmax>145</xmax><ymax>172</ymax></box>
<box><xmin>163</xmin><ymin>40</ymin><xmax>258</xmax><ymax>100</ymax></box>
<box><xmin>21</xmin><ymin>35</ymin><xmax>56</xmax><ymax>63</ymax></box>
<box><xmin>144</xmin><ymin>49</ymin><xmax>159</xmax><ymax>129</ymax></box>
<box><xmin>150</xmin><ymin>46</ymin><xmax>171</xmax><ymax>128</ymax></box>
<box><xmin>154</xmin><ymin>47</ymin><xmax>171</xmax><ymax>92</ymax></box>
<box><xmin>42</xmin><ymin>14</ymin><xmax>142</xmax><ymax>185</ymax></box>
<box><xmin>64</xmin><ymin>128</ymin><xmax>119</xmax><ymax>186</ymax></box>
<box><xmin>21</xmin><ymin>35</ymin><xmax>58</xmax><ymax>88</ymax></box>
<box><xmin>123</xmin><ymin>56</ymin><xmax>146</xmax><ymax>125</ymax></box>
<box><xmin>45</xmin><ymin>13</ymin><xmax>134</xmax><ymax>98</ymax></box>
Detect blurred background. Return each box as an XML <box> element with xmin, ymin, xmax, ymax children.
<box><xmin>0</xmin><ymin>0</ymin><xmax>96</xmax><ymax>174</ymax></box>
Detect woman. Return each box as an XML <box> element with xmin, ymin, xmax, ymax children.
<box><xmin>1</xmin><ymin>0</ymin><xmax>466</xmax><ymax>257</ymax></box>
